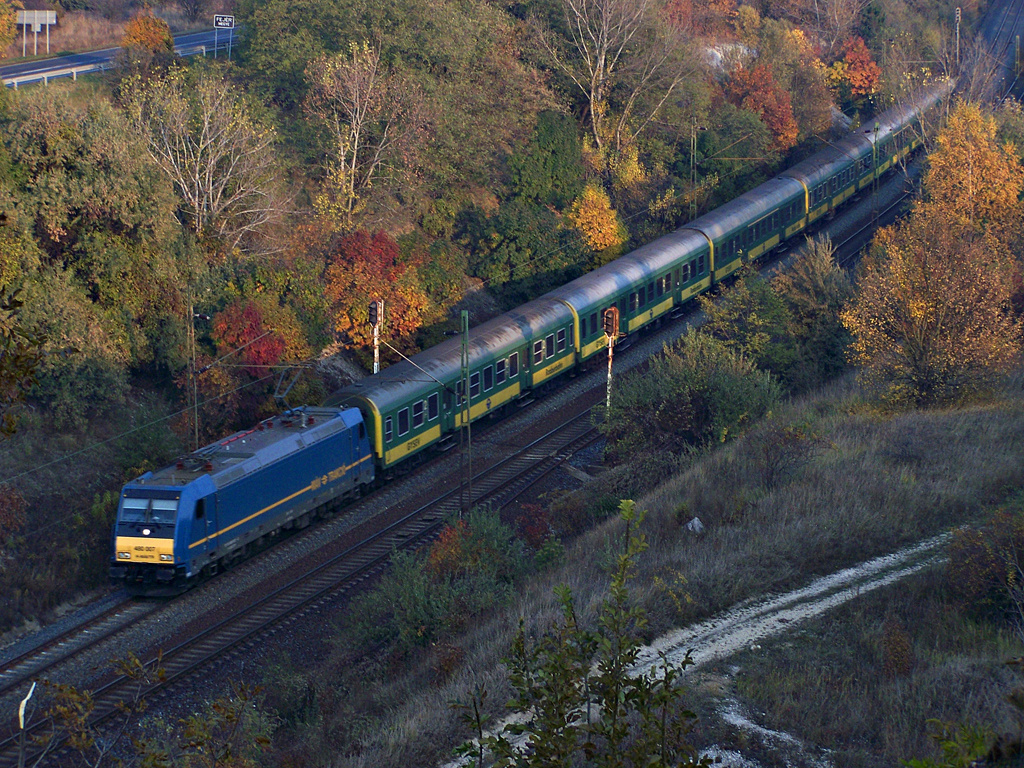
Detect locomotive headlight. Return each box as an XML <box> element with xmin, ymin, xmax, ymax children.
<box><xmin>159</xmin><ymin>554</ymin><xmax>173</xmax><ymax>562</ymax></box>
<box><xmin>118</xmin><ymin>551</ymin><xmax>131</xmax><ymax>559</ymax></box>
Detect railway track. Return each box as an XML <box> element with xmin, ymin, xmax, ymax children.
<box><xmin>0</xmin><ymin>600</ymin><xmax>153</xmax><ymax>700</ymax></box>
<box><xmin>0</xmin><ymin>409</ymin><xmax>601</xmax><ymax>767</ymax></box>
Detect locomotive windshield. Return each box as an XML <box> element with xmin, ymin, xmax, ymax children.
<box><xmin>120</xmin><ymin>496</ymin><xmax>179</xmax><ymax>523</ymax></box>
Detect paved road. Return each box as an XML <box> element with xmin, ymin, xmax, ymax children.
<box><xmin>0</xmin><ymin>27</ymin><xmax>236</xmax><ymax>87</ymax></box>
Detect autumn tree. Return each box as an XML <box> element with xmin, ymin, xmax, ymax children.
<box><xmin>121</xmin><ymin>11</ymin><xmax>173</xmax><ymax>53</ymax></box>
<box><xmin>304</xmin><ymin>42</ymin><xmax>429</xmax><ymax>232</ymax></box>
<box><xmin>0</xmin><ymin>0</ymin><xmax>21</xmax><ymax>56</ymax></box>
<box><xmin>733</xmin><ymin>9</ymin><xmax>833</xmax><ymax>138</ymax></box>
<box><xmin>178</xmin><ymin>0</ymin><xmax>204</xmax><ymax>23</ymax></box>
<box><xmin>662</xmin><ymin>0</ymin><xmax>736</xmax><ymax>38</ymax></box>
<box><xmin>771</xmin><ymin>0</ymin><xmax>869</xmax><ymax>56</ymax></box>
<box><xmin>0</xmin><ymin>483</ymin><xmax>25</xmax><ymax>546</ymax></box>
<box><xmin>840</xmin><ymin>37</ymin><xmax>881</xmax><ymax>96</ymax></box>
<box><xmin>211</xmin><ymin>297</ymin><xmax>311</xmax><ymax>378</ymax></box>
<box><xmin>921</xmin><ymin>101</ymin><xmax>1024</xmax><ymax>243</ymax></box>
<box><xmin>842</xmin><ymin>205</ymin><xmax>1021</xmax><ymax>406</ymax></box>
<box><xmin>724</xmin><ymin>63</ymin><xmax>799</xmax><ymax>152</ymax></box>
<box><xmin>123</xmin><ymin>66</ymin><xmax>282</xmax><ymax>259</ymax></box>
<box><xmin>567</xmin><ymin>183</ymin><xmax>628</xmax><ymax>254</ymax></box>
<box><xmin>324</xmin><ymin>229</ymin><xmax>431</xmax><ymax>358</ymax></box>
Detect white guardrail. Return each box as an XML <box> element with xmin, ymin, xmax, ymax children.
<box><xmin>3</xmin><ymin>40</ymin><xmax>229</xmax><ymax>88</ymax></box>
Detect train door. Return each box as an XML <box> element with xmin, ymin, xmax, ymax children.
<box><xmin>199</xmin><ymin>494</ymin><xmax>219</xmax><ymax>564</ymax></box>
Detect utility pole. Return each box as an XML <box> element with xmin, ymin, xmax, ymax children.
<box><xmin>369</xmin><ymin>300</ymin><xmax>383</xmax><ymax>374</ymax></box>
<box><xmin>187</xmin><ymin>302</ymin><xmax>211</xmax><ymax>452</ymax></box>
<box><xmin>691</xmin><ymin>116</ymin><xmax>698</xmax><ymax>220</ymax></box>
<box><xmin>955</xmin><ymin>7</ymin><xmax>961</xmax><ymax>69</ymax></box>
<box><xmin>603</xmin><ymin>306</ymin><xmax>620</xmax><ymax>410</ymax></box>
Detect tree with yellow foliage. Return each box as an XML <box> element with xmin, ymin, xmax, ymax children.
<box><xmin>0</xmin><ymin>0</ymin><xmax>21</xmax><ymax>57</ymax></box>
<box><xmin>567</xmin><ymin>183</ymin><xmax>628</xmax><ymax>255</ymax></box>
<box><xmin>921</xmin><ymin>100</ymin><xmax>1024</xmax><ymax>243</ymax></box>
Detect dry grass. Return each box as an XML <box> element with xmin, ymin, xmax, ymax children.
<box><xmin>721</xmin><ymin>566</ymin><xmax>1023</xmax><ymax>767</ymax></box>
<box><xmin>265</xmin><ymin>374</ymin><xmax>1024</xmax><ymax>767</ymax></box>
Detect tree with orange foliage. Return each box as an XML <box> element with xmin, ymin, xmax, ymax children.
<box><xmin>841</xmin><ymin>204</ymin><xmax>1021</xmax><ymax>406</ymax></box>
<box><xmin>840</xmin><ymin>36</ymin><xmax>880</xmax><ymax>97</ymax></box>
<box><xmin>567</xmin><ymin>183</ymin><xmax>628</xmax><ymax>253</ymax></box>
<box><xmin>724</xmin><ymin>64</ymin><xmax>799</xmax><ymax>152</ymax></box>
<box><xmin>121</xmin><ymin>12</ymin><xmax>173</xmax><ymax>53</ymax></box>
<box><xmin>324</xmin><ymin>229</ymin><xmax>430</xmax><ymax>359</ymax></box>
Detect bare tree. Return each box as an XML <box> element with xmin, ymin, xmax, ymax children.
<box><xmin>179</xmin><ymin>0</ymin><xmax>204</xmax><ymax>24</ymax></box>
<box><xmin>534</xmin><ymin>0</ymin><xmax>694</xmax><ymax>153</ymax></box>
<box><xmin>304</xmin><ymin>42</ymin><xmax>429</xmax><ymax>231</ymax></box>
<box><xmin>123</xmin><ymin>67</ymin><xmax>283</xmax><ymax>258</ymax></box>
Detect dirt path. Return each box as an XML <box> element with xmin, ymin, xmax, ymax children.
<box><xmin>441</xmin><ymin>532</ymin><xmax>950</xmax><ymax>768</ymax></box>
<box><xmin>635</xmin><ymin>531</ymin><xmax>949</xmax><ymax>673</ymax></box>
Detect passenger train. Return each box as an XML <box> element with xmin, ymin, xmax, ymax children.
<box><xmin>110</xmin><ymin>81</ymin><xmax>952</xmax><ymax>595</ymax></box>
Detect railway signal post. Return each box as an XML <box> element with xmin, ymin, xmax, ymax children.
<box><xmin>603</xmin><ymin>307</ymin><xmax>620</xmax><ymax>410</ymax></box>
<box><xmin>369</xmin><ymin>300</ymin><xmax>383</xmax><ymax>374</ymax></box>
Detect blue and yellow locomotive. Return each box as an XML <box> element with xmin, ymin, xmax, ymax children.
<box><xmin>110</xmin><ymin>407</ymin><xmax>372</xmax><ymax>595</ymax></box>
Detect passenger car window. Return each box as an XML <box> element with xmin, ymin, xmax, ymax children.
<box><xmin>483</xmin><ymin>365</ymin><xmax>493</xmax><ymax>391</ymax></box>
<box><xmin>533</xmin><ymin>341</ymin><xmax>544</xmax><ymax>365</ymax></box>
<box><xmin>385</xmin><ymin>417</ymin><xmax>393</xmax><ymax>442</ymax></box>
<box><xmin>590</xmin><ymin>312</ymin><xmax>598</xmax><ymax>335</ymax></box>
<box><xmin>509</xmin><ymin>352</ymin><xmax>519</xmax><ymax>377</ymax></box>
<box><xmin>557</xmin><ymin>328</ymin><xmax>566</xmax><ymax>353</ymax></box>
<box><xmin>398</xmin><ymin>409</ymin><xmax>409</xmax><ymax>436</ymax></box>
<box><xmin>428</xmin><ymin>393</ymin><xmax>439</xmax><ymax>420</ymax></box>
<box><xmin>495</xmin><ymin>359</ymin><xmax>506</xmax><ymax>385</ymax></box>
<box><xmin>412</xmin><ymin>401</ymin><xmax>424</xmax><ymax>429</ymax></box>
<box><xmin>470</xmin><ymin>371</ymin><xmax>480</xmax><ymax>398</ymax></box>
<box><xmin>545</xmin><ymin>334</ymin><xmax>555</xmax><ymax>358</ymax></box>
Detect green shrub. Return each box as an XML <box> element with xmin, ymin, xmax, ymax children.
<box><xmin>599</xmin><ymin>330</ymin><xmax>781</xmax><ymax>459</ymax></box>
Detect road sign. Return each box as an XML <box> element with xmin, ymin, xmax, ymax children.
<box><xmin>214</xmin><ymin>14</ymin><xmax>235</xmax><ymax>29</ymax></box>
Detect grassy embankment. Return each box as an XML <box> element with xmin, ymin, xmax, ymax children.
<box><xmin>256</xmin><ymin>372</ymin><xmax>1024</xmax><ymax>766</ymax></box>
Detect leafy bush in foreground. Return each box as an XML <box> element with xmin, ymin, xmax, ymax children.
<box><xmin>600</xmin><ymin>330</ymin><xmax>781</xmax><ymax>459</ymax></box>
